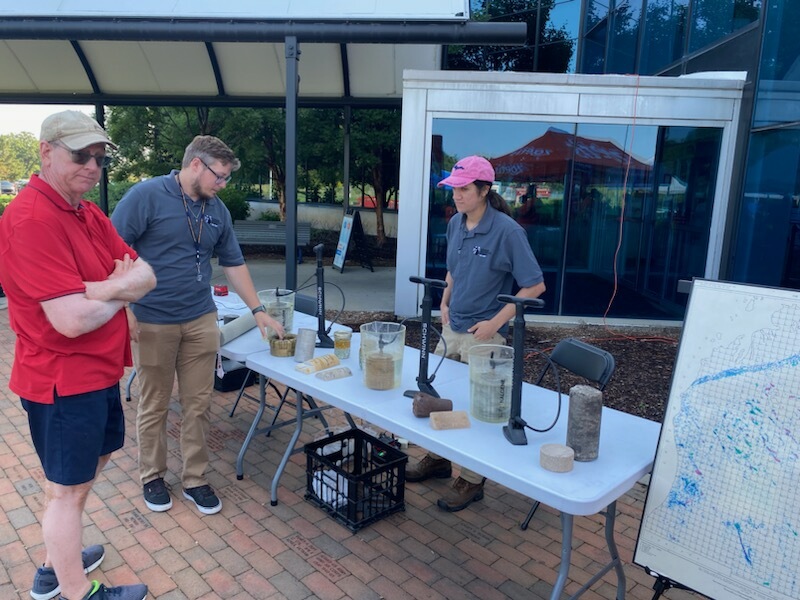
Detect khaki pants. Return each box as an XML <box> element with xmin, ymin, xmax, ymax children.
<box><xmin>133</xmin><ymin>312</ymin><xmax>219</xmax><ymax>489</ymax></box>
<box><xmin>426</xmin><ymin>323</ymin><xmax>506</xmax><ymax>485</ymax></box>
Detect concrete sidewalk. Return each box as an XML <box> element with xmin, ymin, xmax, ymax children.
<box><xmin>212</xmin><ymin>257</ymin><xmax>396</xmax><ymax>313</ymax></box>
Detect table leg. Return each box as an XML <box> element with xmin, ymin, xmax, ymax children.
<box><xmin>270</xmin><ymin>388</ymin><xmax>304</xmax><ymax>506</ymax></box>
<box><xmin>236</xmin><ymin>373</ymin><xmax>267</xmax><ymax>480</ymax></box>
<box><xmin>551</xmin><ymin>512</ymin><xmax>574</xmax><ymax>600</ymax></box>
<box><xmin>549</xmin><ymin>502</ymin><xmax>626</xmax><ymax>600</ymax></box>
<box><xmin>604</xmin><ymin>501</ymin><xmax>626</xmax><ymax>600</ymax></box>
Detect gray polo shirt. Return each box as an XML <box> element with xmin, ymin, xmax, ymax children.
<box><xmin>446</xmin><ymin>204</ymin><xmax>543</xmax><ymax>334</ymax></box>
<box><xmin>111</xmin><ymin>170</ymin><xmax>245</xmax><ymax>324</ymax></box>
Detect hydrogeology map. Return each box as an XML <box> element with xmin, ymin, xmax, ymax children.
<box><xmin>634</xmin><ymin>280</ymin><xmax>799</xmax><ymax>600</ymax></box>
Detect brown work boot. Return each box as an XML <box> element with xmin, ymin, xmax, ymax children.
<box><xmin>405</xmin><ymin>455</ymin><xmax>452</xmax><ymax>482</ymax></box>
<box><xmin>436</xmin><ymin>476</ymin><xmax>485</xmax><ymax>512</ymax></box>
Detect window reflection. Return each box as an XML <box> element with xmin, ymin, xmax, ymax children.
<box><xmin>689</xmin><ymin>0</ymin><xmax>761</xmax><ymax>54</ymax></box>
<box><xmin>640</xmin><ymin>0</ymin><xmax>689</xmax><ymax>74</ymax></box>
<box><xmin>429</xmin><ymin>118</ymin><xmax>722</xmax><ymax>320</ymax></box>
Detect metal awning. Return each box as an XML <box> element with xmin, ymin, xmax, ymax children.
<box><xmin>0</xmin><ymin>15</ymin><xmax>526</xmax><ymax>289</ymax></box>
<box><xmin>0</xmin><ymin>18</ymin><xmax>525</xmax><ymax>107</ymax></box>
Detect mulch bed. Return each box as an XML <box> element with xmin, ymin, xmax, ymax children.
<box><xmin>332</xmin><ymin>311</ymin><xmax>681</xmax><ymax>423</ymax></box>
<box><xmin>245</xmin><ymin>248</ymin><xmax>681</xmax><ymax>423</ymax></box>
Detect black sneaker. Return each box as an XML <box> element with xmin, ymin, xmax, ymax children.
<box><xmin>143</xmin><ymin>478</ymin><xmax>172</xmax><ymax>512</ymax></box>
<box><xmin>183</xmin><ymin>485</ymin><xmax>222</xmax><ymax>515</ymax></box>
<box><xmin>62</xmin><ymin>580</ymin><xmax>148</xmax><ymax>600</ymax></box>
<box><xmin>30</xmin><ymin>545</ymin><xmax>105</xmax><ymax>600</ymax></box>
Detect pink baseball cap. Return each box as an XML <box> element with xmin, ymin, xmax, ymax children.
<box><xmin>437</xmin><ymin>155</ymin><xmax>495</xmax><ymax>188</ymax></box>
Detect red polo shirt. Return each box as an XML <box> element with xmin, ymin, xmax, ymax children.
<box><xmin>0</xmin><ymin>175</ymin><xmax>138</xmax><ymax>403</ymax></box>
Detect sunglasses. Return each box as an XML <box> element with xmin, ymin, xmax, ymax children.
<box><xmin>53</xmin><ymin>142</ymin><xmax>113</xmax><ymax>169</ymax></box>
<box><xmin>199</xmin><ymin>159</ymin><xmax>232</xmax><ymax>184</ymax></box>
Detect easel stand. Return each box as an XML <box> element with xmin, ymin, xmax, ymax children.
<box><xmin>404</xmin><ymin>276</ymin><xmax>447</xmax><ymax>398</ymax></box>
<box><xmin>498</xmin><ymin>294</ymin><xmax>545</xmax><ymax>445</ymax></box>
<box><xmin>313</xmin><ymin>243</ymin><xmax>334</xmax><ymax>348</ymax></box>
<box><xmin>648</xmin><ymin>572</ymin><xmax>691</xmax><ymax>600</ymax></box>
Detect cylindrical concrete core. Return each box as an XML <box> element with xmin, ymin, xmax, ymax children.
<box><xmin>566</xmin><ymin>384</ymin><xmax>603</xmax><ymax>461</ymax></box>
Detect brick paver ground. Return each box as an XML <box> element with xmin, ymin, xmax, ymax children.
<box><xmin>0</xmin><ymin>307</ymin><xmax>702</xmax><ymax>600</ymax></box>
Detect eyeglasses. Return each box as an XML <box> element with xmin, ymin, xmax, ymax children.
<box><xmin>199</xmin><ymin>159</ymin><xmax>232</xmax><ymax>184</ymax></box>
<box><xmin>52</xmin><ymin>141</ymin><xmax>113</xmax><ymax>169</ymax></box>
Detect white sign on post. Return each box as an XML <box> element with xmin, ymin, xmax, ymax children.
<box><xmin>332</xmin><ymin>213</ymin><xmax>354</xmax><ymax>271</ymax></box>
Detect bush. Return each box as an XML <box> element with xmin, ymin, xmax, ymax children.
<box><xmin>84</xmin><ymin>181</ymin><xmax>137</xmax><ymax>214</ymax></box>
<box><xmin>0</xmin><ymin>195</ymin><xmax>13</xmax><ymax>216</ymax></box>
<box><xmin>258</xmin><ymin>211</ymin><xmax>281</xmax><ymax>222</ymax></box>
<box><xmin>217</xmin><ymin>186</ymin><xmax>251</xmax><ymax>221</ymax></box>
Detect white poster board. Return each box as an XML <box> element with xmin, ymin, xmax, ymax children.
<box><xmin>634</xmin><ymin>279</ymin><xmax>800</xmax><ymax>600</ymax></box>
<box><xmin>332</xmin><ymin>213</ymin><xmax>354</xmax><ymax>271</ymax></box>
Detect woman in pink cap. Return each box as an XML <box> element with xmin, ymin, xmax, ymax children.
<box><xmin>407</xmin><ymin>155</ymin><xmax>546</xmax><ymax>511</ymax></box>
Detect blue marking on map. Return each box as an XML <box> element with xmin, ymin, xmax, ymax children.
<box><xmin>689</xmin><ymin>353</ymin><xmax>800</xmax><ymax>389</ymax></box>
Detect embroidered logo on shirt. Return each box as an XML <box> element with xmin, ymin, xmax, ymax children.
<box><xmin>472</xmin><ymin>246</ymin><xmax>490</xmax><ymax>257</ymax></box>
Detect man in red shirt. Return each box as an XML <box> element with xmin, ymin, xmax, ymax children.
<box><xmin>0</xmin><ymin>111</ymin><xmax>156</xmax><ymax>600</ymax></box>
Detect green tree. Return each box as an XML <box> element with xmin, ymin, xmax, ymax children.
<box><xmin>350</xmin><ymin>108</ymin><xmax>401</xmax><ymax>246</ymax></box>
<box><xmin>107</xmin><ymin>106</ymin><xmax>221</xmax><ymax>180</ymax></box>
<box><xmin>298</xmin><ymin>108</ymin><xmax>344</xmax><ymax>204</ymax></box>
<box><xmin>448</xmin><ymin>0</ymin><xmax>574</xmax><ymax>74</ymax></box>
<box><xmin>0</xmin><ymin>132</ymin><xmax>40</xmax><ymax>181</ymax></box>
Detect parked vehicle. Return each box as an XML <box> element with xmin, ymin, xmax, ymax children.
<box><xmin>1</xmin><ymin>181</ymin><xmax>16</xmax><ymax>195</ymax></box>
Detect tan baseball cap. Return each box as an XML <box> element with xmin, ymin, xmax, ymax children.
<box><xmin>40</xmin><ymin>110</ymin><xmax>118</xmax><ymax>151</ymax></box>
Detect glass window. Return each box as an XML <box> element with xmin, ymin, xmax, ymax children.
<box><xmin>640</xmin><ymin>0</ymin><xmax>689</xmax><ymax>74</ymax></box>
<box><xmin>582</xmin><ymin>7</ymin><xmax>609</xmax><ymax>73</ymax></box>
<box><xmin>689</xmin><ymin>0</ymin><xmax>761</xmax><ymax>53</ymax></box>
<box><xmin>428</xmin><ymin>118</ymin><xmax>723</xmax><ymax>319</ymax></box>
<box><xmin>754</xmin><ymin>0</ymin><xmax>800</xmax><ymax>128</ymax></box>
<box><xmin>731</xmin><ymin>128</ymin><xmax>800</xmax><ymax>288</ymax></box>
<box><xmin>429</xmin><ymin>118</ymin><xmax>570</xmax><ymax>314</ymax></box>
<box><xmin>606</xmin><ymin>1</ymin><xmax>644</xmax><ymax>74</ymax></box>
<box><xmin>642</xmin><ymin>126</ymin><xmax>721</xmax><ymax>306</ymax></box>
<box><xmin>585</xmin><ymin>0</ymin><xmax>611</xmax><ymax>30</ymax></box>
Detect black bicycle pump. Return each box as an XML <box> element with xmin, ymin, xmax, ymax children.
<box><xmin>498</xmin><ymin>294</ymin><xmax>545</xmax><ymax>445</ymax></box>
<box><xmin>403</xmin><ymin>276</ymin><xmax>447</xmax><ymax>398</ymax></box>
<box><xmin>313</xmin><ymin>243</ymin><xmax>334</xmax><ymax>348</ymax></box>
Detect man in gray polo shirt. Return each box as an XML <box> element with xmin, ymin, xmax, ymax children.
<box><xmin>112</xmin><ymin>135</ymin><xmax>284</xmax><ymax>516</ymax></box>
<box><xmin>407</xmin><ymin>155</ymin><xmax>546</xmax><ymax>512</ymax></box>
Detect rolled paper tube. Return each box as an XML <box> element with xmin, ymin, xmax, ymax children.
<box><xmin>218</xmin><ymin>311</ymin><xmax>256</xmax><ymax>346</ymax></box>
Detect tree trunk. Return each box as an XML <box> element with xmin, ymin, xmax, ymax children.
<box><xmin>371</xmin><ymin>165</ymin><xmax>386</xmax><ymax>247</ymax></box>
<box><xmin>269</xmin><ymin>163</ymin><xmax>286</xmax><ymax>221</ymax></box>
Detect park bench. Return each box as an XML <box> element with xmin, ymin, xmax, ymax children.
<box><xmin>232</xmin><ymin>220</ymin><xmax>312</xmax><ymax>263</ymax></box>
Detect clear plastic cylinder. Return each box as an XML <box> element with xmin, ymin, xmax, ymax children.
<box><xmin>359</xmin><ymin>322</ymin><xmax>406</xmax><ymax>390</ymax></box>
<box><xmin>469</xmin><ymin>344</ymin><xmax>514</xmax><ymax>423</ymax></box>
<box><xmin>257</xmin><ymin>288</ymin><xmax>295</xmax><ymax>339</ymax></box>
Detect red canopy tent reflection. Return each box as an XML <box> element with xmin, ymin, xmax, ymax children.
<box><xmin>491</xmin><ymin>127</ymin><xmax>651</xmax><ymax>182</ymax></box>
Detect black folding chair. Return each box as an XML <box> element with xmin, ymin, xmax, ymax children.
<box><xmin>520</xmin><ymin>337</ymin><xmax>615</xmax><ymax>530</ymax></box>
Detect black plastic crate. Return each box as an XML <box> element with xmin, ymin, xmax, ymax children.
<box><xmin>305</xmin><ymin>428</ymin><xmax>407</xmax><ymax>532</ymax></box>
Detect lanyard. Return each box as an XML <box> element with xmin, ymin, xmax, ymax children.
<box><xmin>178</xmin><ymin>177</ymin><xmax>207</xmax><ymax>282</ymax></box>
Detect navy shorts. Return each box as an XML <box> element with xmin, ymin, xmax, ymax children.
<box><xmin>22</xmin><ymin>385</ymin><xmax>125</xmax><ymax>485</ymax></box>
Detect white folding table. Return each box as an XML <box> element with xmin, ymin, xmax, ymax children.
<box><xmin>243</xmin><ymin>333</ymin><xmax>661</xmax><ymax>600</ymax></box>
